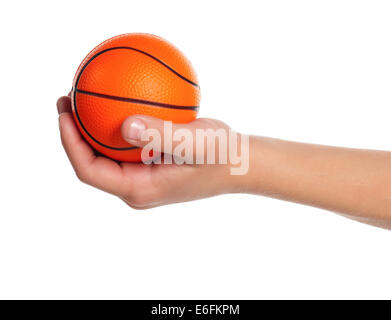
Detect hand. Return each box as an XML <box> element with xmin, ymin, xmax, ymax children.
<box><xmin>57</xmin><ymin>96</ymin><xmax>242</xmax><ymax>209</ymax></box>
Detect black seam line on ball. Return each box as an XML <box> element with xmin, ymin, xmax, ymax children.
<box><xmin>73</xmin><ymin>88</ymin><xmax>139</xmax><ymax>151</ymax></box>
<box><xmin>76</xmin><ymin>89</ymin><xmax>200</xmax><ymax>111</ymax></box>
<box><xmin>86</xmin><ymin>46</ymin><xmax>199</xmax><ymax>88</ymax></box>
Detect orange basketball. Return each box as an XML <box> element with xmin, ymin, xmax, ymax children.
<box><xmin>71</xmin><ymin>33</ymin><xmax>200</xmax><ymax>162</ymax></box>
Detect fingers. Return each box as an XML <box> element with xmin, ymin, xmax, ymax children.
<box><xmin>58</xmin><ymin>113</ymin><xmax>97</xmax><ymax>178</ymax></box>
<box><xmin>57</xmin><ymin>97</ymin><xmax>128</xmax><ymax>196</ymax></box>
<box><xmin>57</xmin><ymin>96</ymin><xmax>72</xmax><ymax>114</ymax></box>
<box><xmin>57</xmin><ymin>95</ymin><xmax>95</xmax><ymax>170</ymax></box>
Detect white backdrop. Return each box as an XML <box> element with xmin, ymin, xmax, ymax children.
<box><xmin>1</xmin><ymin>0</ymin><xmax>391</xmax><ymax>299</ymax></box>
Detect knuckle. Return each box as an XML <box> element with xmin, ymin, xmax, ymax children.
<box><xmin>124</xmin><ymin>187</ymin><xmax>158</xmax><ymax>208</ymax></box>
<box><xmin>74</xmin><ymin>167</ymin><xmax>90</xmax><ymax>184</ymax></box>
<box><xmin>125</xmin><ymin>192</ymin><xmax>148</xmax><ymax>208</ymax></box>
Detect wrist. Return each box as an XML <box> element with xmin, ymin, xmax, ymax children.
<box><xmin>222</xmin><ymin>134</ymin><xmax>258</xmax><ymax>194</ymax></box>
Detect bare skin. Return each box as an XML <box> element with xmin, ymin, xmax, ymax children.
<box><xmin>57</xmin><ymin>95</ymin><xmax>391</xmax><ymax>229</ymax></box>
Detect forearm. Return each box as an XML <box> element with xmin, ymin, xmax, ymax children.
<box><xmin>237</xmin><ymin>136</ymin><xmax>391</xmax><ymax>228</ymax></box>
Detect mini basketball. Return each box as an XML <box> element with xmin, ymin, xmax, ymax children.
<box><xmin>71</xmin><ymin>33</ymin><xmax>200</xmax><ymax>162</ymax></box>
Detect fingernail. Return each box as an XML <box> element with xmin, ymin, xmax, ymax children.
<box><xmin>127</xmin><ymin>119</ymin><xmax>146</xmax><ymax>140</ymax></box>
<box><xmin>57</xmin><ymin>99</ymin><xmax>65</xmax><ymax>115</ymax></box>
<box><xmin>57</xmin><ymin>96</ymin><xmax>71</xmax><ymax>115</ymax></box>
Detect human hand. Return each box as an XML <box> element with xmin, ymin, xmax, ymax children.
<box><xmin>57</xmin><ymin>95</ymin><xmax>244</xmax><ymax>209</ymax></box>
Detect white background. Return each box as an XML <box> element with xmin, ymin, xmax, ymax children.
<box><xmin>1</xmin><ymin>0</ymin><xmax>391</xmax><ymax>299</ymax></box>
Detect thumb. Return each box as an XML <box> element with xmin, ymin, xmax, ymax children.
<box><xmin>121</xmin><ymin>115</ymin><xmax>199</xmax><ymax>151</ymax></box>
<box><xmin>121</xmin><ymin>115</ymin><xmax>229</xmax><ymax>161</ymax></box>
